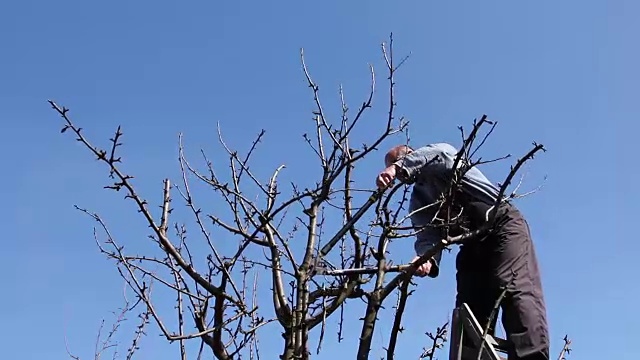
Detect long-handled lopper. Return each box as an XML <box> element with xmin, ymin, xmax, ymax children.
<box><xmin>309</xmin><ymin>184</ymin><xmax>392</xmax><ymax>277</ymax></box>
<box><xmin>311</xmin><ymin>263</ymin><xmax>410</xmax><ymax>276</ymax></box>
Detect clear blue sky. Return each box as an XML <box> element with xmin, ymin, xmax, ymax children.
<box><xmin>1</xmin><ymin>0</ymin><xmax>635</xmax><ymax>359</ymax></box>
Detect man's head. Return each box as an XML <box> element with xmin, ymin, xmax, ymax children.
<box><xmin>384</xmin><ymin>145</ymin><xmax>413</xmax><ymax>168</ymax></box>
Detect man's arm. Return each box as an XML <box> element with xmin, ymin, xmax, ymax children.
<box><xmin>410</xmin><ymin>205</ymin><xmax>444</xmax><ymax>278</ymax></box>
<box><xmin>394</xmin><ymin>143</ymin><xmax>458</xmax><ymax>184</ymax></box>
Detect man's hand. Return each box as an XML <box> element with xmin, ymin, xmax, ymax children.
<box><xmin>411</xmin><ymin>255</ymin><xmax>432</xmax><ymax>277</ymax></box>
<box><xmin>376</xmin><ymin>165</ymin><xmax>397</xmax><ymax>189</ymax></box>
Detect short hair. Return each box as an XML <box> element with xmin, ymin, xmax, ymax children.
<box><xmin>385</xmin><ymin>145</ymin><xmax>413</xmax><ymax>167</ymax></box>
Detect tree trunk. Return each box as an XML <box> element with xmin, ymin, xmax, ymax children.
<box><xmin>357</xmin><ymin>295</ymin><xmax>381</xmax><ymax>360</ymax></box>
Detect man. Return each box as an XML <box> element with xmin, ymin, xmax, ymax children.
<box><xmin>376</xmin><ymin>143</ymin><xmax>549</xmax><ymax>360</ymax></box>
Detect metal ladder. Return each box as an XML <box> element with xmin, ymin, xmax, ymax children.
<box><xmin>449</xmin><ymin>303</ymin><xmax>512</xmax><ymax>360</ymax></box>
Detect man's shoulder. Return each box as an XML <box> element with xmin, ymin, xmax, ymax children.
<box><xmin>420</xmin><ymin>142</ymin><xmax>458</xmax><ymax>154</ymax></box>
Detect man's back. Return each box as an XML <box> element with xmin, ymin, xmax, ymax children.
<box><xmin>402</xmin><ymin>143</ymin><xmax>501</xmax><ymax>220</ymax></box>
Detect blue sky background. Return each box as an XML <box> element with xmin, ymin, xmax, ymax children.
<box><xmin>1</xmin><ymin>0</ymin><xmax>635</xmax><ymax>359</ymax></box>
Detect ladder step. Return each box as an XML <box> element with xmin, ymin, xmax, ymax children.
<box><xmin>462</xmin><ymin>346</ymin><xmax>508</xmax><ymax>360</ymax></box>
<box><xmin>483</xmin><ymin>334</ymin><xmax>511</xmax><ymax>352</ymax></box>
<box><xmin>450</xmin><ymin>303</ymin><xmax>513</xmax><ymax>360</ymax></box>
<box><xmin>492</xmin><ymin>337</ymin><xmax>511</xmax><ymax>352</ymax></box>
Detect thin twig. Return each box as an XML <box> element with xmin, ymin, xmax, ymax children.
<box><xmin>557</xmin><ymin>335</ymin><xmax>572</xmax><ymax>360</ymax></box>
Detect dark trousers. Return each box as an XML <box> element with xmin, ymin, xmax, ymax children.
<box><xmin>456</xmin><ymin>203</ymin><xmax>549</xmax><ymax>360</ymax></box>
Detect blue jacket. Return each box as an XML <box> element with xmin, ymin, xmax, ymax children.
<box><xmin>392</xmin><ymin>143</ymin><xmax>502</xmax><ymax>278</ymax></box>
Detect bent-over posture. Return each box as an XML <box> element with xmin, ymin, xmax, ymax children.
<box><xmin>376</xmin><ymin>143</ymin><xmax>549</xmax><ymax>360</ymax></box>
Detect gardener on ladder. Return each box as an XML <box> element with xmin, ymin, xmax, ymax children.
<box><xmin>376</xmin><ymin>143</ymin><xmax>550</xmax><ymax>360</ymax></box>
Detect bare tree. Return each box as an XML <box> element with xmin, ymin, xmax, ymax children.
<box><xmin>52</xmin><ymin>35</ymin><xmax>562</xmax><ymax>360</ymax></box>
